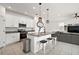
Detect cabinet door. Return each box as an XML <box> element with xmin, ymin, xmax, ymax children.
<box><xmin>12</xmin><ymin>15</ymin><xmax>18</xmax><ymax>27</ymax></box>
<box><xmin>5</xmin><ymin>14</ymin><xmax>12</xmax><ymax>27</ymax></box>
<box><xmin>11</xmin><ymin>33</ymin><xmax>20</xmax><ymax>42</ymax></box>
<box><xmin>6</xmin><ymin>34</ymin><xmax>12</xmax><ymax>45</ymax></box>
<box><xmin>71</xmin><ymin>35</ymin><xmax>79</xmax><ymax>45</ymax></box>
<box><xmin>0</xmin><ymin>17</ymin><xmax>5</xmax><ymax>47</ymax></box>
<box><xmin>5</xmin><ymin>13</ymin><xmax>18</xmax><ymax>27</ymax></box>
<box><xmin>65</xmin><ymin>34</ymin><xmax>72</xmax><ymax>43</ymax></box>
<box><xmin>57</xmin><ymin>33</ymin><xmax>72</xmax><ymax>43</ymax></box>
<box><xmin>6</xmin><ymin>33</ymin><xmax>20</xmax><ymax>45</ymax></box>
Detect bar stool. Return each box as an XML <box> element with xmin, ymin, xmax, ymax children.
<box><xmin>51</xmin><ymin>34</ymin><xmax>57</xmax><ymax>46</ymax></box>
<box><xmin>52</xmin><ymin>37</ymin><xmax>57</xmax><ymax>46</ymax></box>
<box><xmin>47</xmin><ymin>37</ymin><xmax>57</xmax><ymax>48</ymax></box>
<box><xmin>47</xmin><ymin>38</ymin><xmax>53</xmax><ymax>48</ymax></box>
<box><xmin>40</xmin><ymin>40</ymin><xmax>47</xmax><ymax>54</ymax></box>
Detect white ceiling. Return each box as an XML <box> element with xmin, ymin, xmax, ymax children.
<box><xmin>0</xmin><ymin>3</ymin><xmax>48</xmax><ymax>17</ymax></box>
<box><xmin>0</xmin><ymin>3</ymin><xmax>79</xmax><ymax>18</ymax></box>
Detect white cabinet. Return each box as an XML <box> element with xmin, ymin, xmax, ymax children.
<box><xmin>6</xmin><ymin>33</ymin><xmax>20</xmax><ymax>45</ymax></box>
<box><xmin>5</xmin><ymin>11</ymin><xmax>34</xmax><ymax>27</ymax></box>
<box><xmin>0</xmin><ymin>6</ymin><xmax>5</xmax><ymax>17</ymax></box>
<box><xmin>0</xmin><ymin>6</ymin><xmax>5</xmax><ymax>48</ymax></box>
<box><xmin>5</xmin><ymin>13</ymin><xmax>18</xmax><ymax>27</ymax></box>
<box><xmin>0</xmin><ymin>17</ymin><xmax>5</xmax><ymax>47</ymax></box>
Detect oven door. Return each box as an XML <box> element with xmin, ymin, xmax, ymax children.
<box><xmin>20</xmin><ymin>31</ymin><xmax>27</xmax><ymax>39</ymax></box>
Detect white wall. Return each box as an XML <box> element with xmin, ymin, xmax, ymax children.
<box><xmin>45</xmin><ymin>3</ymin><xmax>79</xmax><ymax>32</ymax></box>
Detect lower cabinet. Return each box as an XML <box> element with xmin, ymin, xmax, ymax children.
<box><xmin>6</xmin><ymin>33</ymin><xmax>20</xmax><ymax>45</ymax></box>
<box><xmin>57</xmin><ymin>33</ymin><xmax>72</xmax><ymax>43</ymax></box>
<box><xmin>71</xmin><ymin>35</ymin><xmax>79</xmax><ymax>45</ymax></box>
<box><xmin>57</xmin><ymin>32</ymin><xmax>79</xmax><ymax>45</ymax></box>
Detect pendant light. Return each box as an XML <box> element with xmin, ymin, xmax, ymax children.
<box><xmin>38</xmin><ymin>3</ymin><xmax>42</xmax><ymax>18</ymax></box>
<box><xmin>46</xmin><ymin>8</ymin><xmax>49</xmax><ymax>23</ymax></box>
<box><xmin>37</xmin><ymin>3</ymin><xmax>45</xmax><ymax>33</ymax></box>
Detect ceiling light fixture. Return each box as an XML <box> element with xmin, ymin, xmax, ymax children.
<box><xmin>39</xmin><ymin>3</ymin><xmax>42</xmax><ymax>17</ymax></box>
<box><xmin>43</xmin><ymin>12</ymin><xmax>46</xmax><ymax>15</ymax></box>
<box><xmin>33</xmin><ymin>7</ymin><xmax>36</xmax><ymax>9</ymax></box>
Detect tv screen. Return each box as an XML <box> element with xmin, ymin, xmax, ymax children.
<box><xmin>68</xmin><ymin>26</ymin><xmax>79</xmax><ymax>33</ymax></box>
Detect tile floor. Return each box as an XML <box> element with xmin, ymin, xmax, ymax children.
<box><xmin>0</xmin><ymin>41</ymin><xmax>79</xmax><ymax>55</ymax></box>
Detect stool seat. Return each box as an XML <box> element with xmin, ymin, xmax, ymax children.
<box><xmin>40</xmin><ymin>40</ymin><xmax>47</xmax><ymax>43</ymax></box>
<box><xmin>47</xmin><ymin>38</ymin><xmax>52</xmax><ymax>40</ymax></box>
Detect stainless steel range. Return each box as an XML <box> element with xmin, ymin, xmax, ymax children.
<box><xmin>18</xmin><ymin>23</ymin><xmax>35</xmax><ymax>41</ymax></box>
<box><xmin>18</xmin><ymin>23</ymin><xmax>27</xmax><ymax>41</ymax></box>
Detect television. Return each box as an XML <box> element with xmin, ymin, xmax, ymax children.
<box><xmin>68</xmin><ymin>26</ymin><xmax>79</xmax><ymax>33</ymax></box>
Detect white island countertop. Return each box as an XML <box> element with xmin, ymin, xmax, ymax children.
<box><xmin>28</xmin><ymin>32</ymin><xmax>54</xmax><ymax>37</ymax></box>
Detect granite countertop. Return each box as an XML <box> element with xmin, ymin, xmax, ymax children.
<box><xmin>28</xmin><ymin>32</ymin><xmax>54</xmax><ymax>37</ymax></box>
<box><xmin>5</xmin><ymin>31</ymin><xmax>19</xmax><ymax>33</ymax></box>
<box><xmin>5</xmin><ymin>30</ymin><xmax>34</xmax><ymax>33</ymax></box>
<box><xmin>5</xmin><ymin>29</ymin><xmax>35</xmax><ymax>33</ymax></box>
<box><xmin>5</xmin><ymin>27</ymin><xmax>35</xmax><ymax>34</ymax></box>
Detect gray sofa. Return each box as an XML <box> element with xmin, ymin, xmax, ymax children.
<box><xmin>52</xmin><ymin>31</ymin><xmax>79</xmax><ymax>45</ymax></box>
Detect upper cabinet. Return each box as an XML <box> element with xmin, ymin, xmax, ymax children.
<box><xmin>0</xmin><ymin>6</ymin><xmax>5</xmax><ymax>48</ymax></box>
<box><xmin>0</xmin><ymin>6</ymin><xmax>5</xmax><ymax>17</ymax></box>
<box><xmin>5</xmin><ymin>10</ymin><xmax>34</xmax><ymax>27</ymax></box>
<box><xmin>5</xmin><ymin>13</ymin><xmax>19</xmax><ymax>27</ymax></box>
<box><xmin>19</xmin><ymin>16</ymin><xmax>34</xmax><ymax>27</ymax></box>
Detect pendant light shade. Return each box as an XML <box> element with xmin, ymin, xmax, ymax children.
<box><xmin>36</xmin><ymin>3</ymin><xmax>45</xmax><ymax>33</ymax></box>
<box><xmin>46</xmin><ymin>8</ymin><xmax>49</xmax><ymax>23</ymax></box>
<box><xmin>39</xmin><ymin>3</ymin><xmax>42</xmax><ymax>5</ymax></box>
<box><xmin>38</xmin><ymin>3</ymin><xmax>42</xmax><ymax>17</ymax></box>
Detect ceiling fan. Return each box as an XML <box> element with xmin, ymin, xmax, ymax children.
<box><xmin>75</xmin><ymin>13</ymin><xmax>79</xmax><ymax>19</ymax></box>
<box><xmin>63</xmin><ymin>12</ymin><xmax>79</xmax><ymax>20</ymax></box>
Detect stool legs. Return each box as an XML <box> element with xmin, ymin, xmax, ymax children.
<box><xmin>54</xmin><ymin>37</ymin><xmax>57</xmax><ymax>46</ymax></box>
<box><xmin>39</xmin><ymin>43</ymin><xmax>47</xmax><ymax>55</ymax></box>
<box><xmin>43</xmin><ymin>43</ymin><xmax>46</xmax><ymax>54</ymax></box>
<box><xmin>53</xmin><ymin>37</ymin><xmax>57</xmax><ymax>48</ymax></box>
<box><xmin>47</xmin><ymin>40</ymin><xmax>53</xmax><ymax>49</ymax></box>
<box><xmin>54</xmin><ymin>37</ymin><xmax>57</xmax><ymax>45</ymax></box>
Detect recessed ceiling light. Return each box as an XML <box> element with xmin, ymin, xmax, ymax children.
<box><xmin>7</xmin><ymin>6</ymin><xmax>12</xmax><ymax>9</ymax></box>
<box><xmin>33</xmin><ymin>7</ymin><xmax>36</xmax><ymax>9</ymax></box>
<box><xmin>43</xmin><ymin>12</ymin><xmax>46</xmax><ymax>14</ymax></box>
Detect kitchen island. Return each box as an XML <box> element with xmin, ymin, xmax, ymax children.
<box><xmin>27</xmin><ymin>32</ymin><xmax>52</xmax><ymax>53</ymax></box>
